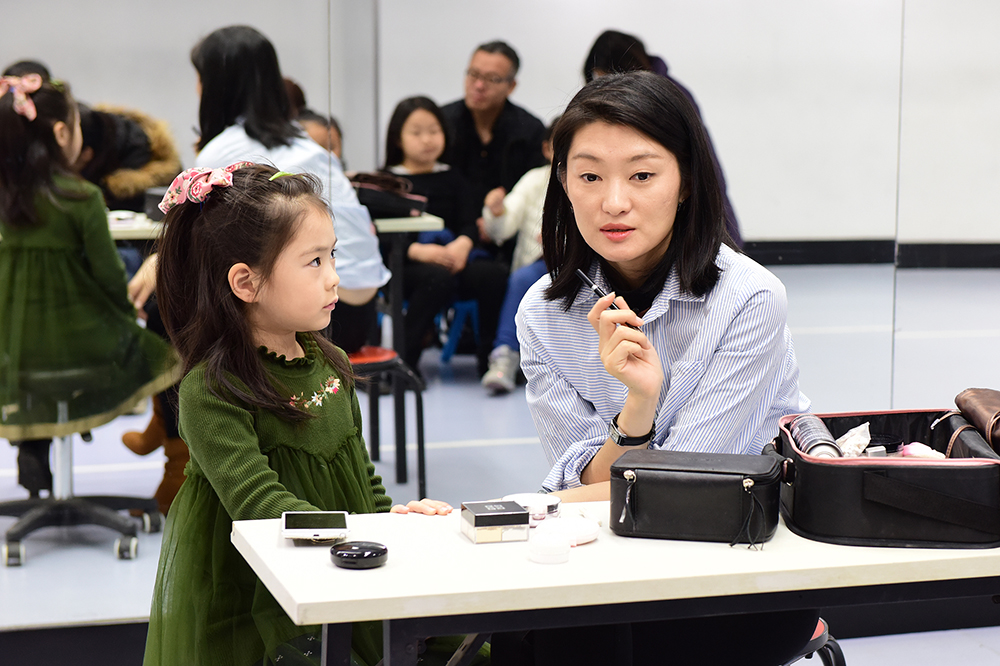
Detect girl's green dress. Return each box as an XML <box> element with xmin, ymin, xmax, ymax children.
<box><xmin>143</xmin><ymin>336</ymin><xmax>390</xmax><ymax>666</ymax></box>
<box><xmin>0</xmin><ymin>175</ymin><xmax>179</xmax><ymax>439</ymax></box>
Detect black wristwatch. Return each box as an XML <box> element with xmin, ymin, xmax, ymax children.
<box><xmin>608</xmin><ymin>413</ymin><xmax>655</xmax><ymax>447</ymax></box>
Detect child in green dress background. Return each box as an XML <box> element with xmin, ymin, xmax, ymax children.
<box><xmin>145</xmin><ymin>162</ymin><xmax>453</xmax><ymax>666</ymax></box>
<box><xmin>0</xmin><ymin>74</ymin><xmax>178</xmax><ymax>495</ymax></box>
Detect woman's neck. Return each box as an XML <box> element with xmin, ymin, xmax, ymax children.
<box><xmin>400</xmin><ymin>157</ymin><xmax>437</xmax><ymax>175</ymax></box>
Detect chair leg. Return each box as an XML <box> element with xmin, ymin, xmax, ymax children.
<box><xmin>368</xmin><ymin>376</ymin><xmax>380</xmax><ymax>461</ymax></box>
<box><xmin>819</xmin><ymin>637</ymin><xmax>846</xmax><ymax>666</ymax></box>
<box><xmin>393</xmin><ymin>373</ymin><xmax>408</xmax><ymax>484</ymax></box>
<box><xmin>440</xmin><ymin>305</ymin><xmax>469</xmax><ymax>364</ymax></box>
<box><xmin>414</xmin><ymin>388</ymin><xmax>426</xmax><ymax>500</ymax></box>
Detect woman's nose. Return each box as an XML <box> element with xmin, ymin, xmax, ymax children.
<box><xmin>602</xmin><ymin>180</ymin><xmax>631</xmax><ymax>215</ymax></box>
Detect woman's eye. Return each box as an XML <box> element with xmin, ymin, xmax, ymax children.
<box><xmin>633</xmin><ymin>172</ymin><xmax>654</xmax><ymax>182</ymax></box>
<box><xmin>309</xmin><ymin>257</ymin><xmax>321</xmax><ymax>267</ymax></box>
<box><xmin>582</xmin><ymin>173</ymin><xmax>599</xmax><ymax>183</ymax></box>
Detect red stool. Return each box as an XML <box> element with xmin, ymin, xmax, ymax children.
<box><xmin>783</xmin><ymin>617</ymin><xmax>846</xmax><ymax>666</ymax></box>
<box><xmin>348</xmin><ymin>346</ymin><xmax>427</xmax><ymax>499</ymax></box>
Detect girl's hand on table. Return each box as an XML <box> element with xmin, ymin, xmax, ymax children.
<box><xmin>391</xmin><ymin>498</ymin><xmax>453</xmax><ymax>515</ymax></box>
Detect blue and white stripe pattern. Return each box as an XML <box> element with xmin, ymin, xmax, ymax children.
<box><xmin>516</xmin><ymin>245</ymin><xmax>811</xmax><ymax>491</ymax></box>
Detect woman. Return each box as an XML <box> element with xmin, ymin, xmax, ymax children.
<box><xmin>191</xmin><ymin>25</ymin><xmax>390</xmax><ymax>352</ymax></box>
<box><xmin>505</xmin><ymin>71</ymin><xmax>815</xmax><ymax>665</ymax></box>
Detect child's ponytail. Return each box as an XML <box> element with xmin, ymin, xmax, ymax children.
<box><xmin>0</xmin><ymin>77</ymin><xmax>84</xmax><ymax>227</ymax></box>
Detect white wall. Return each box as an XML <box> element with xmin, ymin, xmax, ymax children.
<box><xmin>3</xmin><ymin>1</ymin><xmax>999</xmax><ymax>244</ymax></box>
<box><xmin>897</xmin><ymin>0</ymin><xmax>1000</xmax><ymax>244</ymax></box>
<box><xmin>0</xmin><ymin>0</ymin><xmax>335</xmax><ymax>171</ymax></box>
<box><xmin>377</xmin><ymin>0</ymin><xmax>903</xmax><ymax>243</ymax></box>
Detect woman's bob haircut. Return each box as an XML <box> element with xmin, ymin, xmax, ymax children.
<box><xmin>542</xmin><ymin>71</ymin><xmax>732</xmax><ymax>307</ymax></box>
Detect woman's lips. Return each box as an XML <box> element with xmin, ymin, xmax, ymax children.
<box><xmin>600</xmin><ymin>227</ymin><xmax>634</xmax><ymax>241</ymax></box>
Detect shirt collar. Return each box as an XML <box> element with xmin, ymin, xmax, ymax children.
<box><xmin>587</xmin><ymin>260</ymin><xmax>706</xmax><ymax>324</ymax></box>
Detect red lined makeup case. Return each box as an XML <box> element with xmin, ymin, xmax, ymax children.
<box><xmin>773</xmin><ymin>410</ymin><xmax>1000</xmax><ymax>548</ymax></box>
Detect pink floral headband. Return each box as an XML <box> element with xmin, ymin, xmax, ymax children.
<box><xmin>0</xmin><ymin>74</ymin><xmax>43</xmax><ymax>121</ymax></box>
<box><xmin>158</xmin><ymin>162</ymin><xmax>255</xmax><ymax>214</ymax></box>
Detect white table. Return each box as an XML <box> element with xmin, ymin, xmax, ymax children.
<box><xmin>107</xmin><ymin>211</ymin><xmax>162</xmax><ymax>240</ymax></box>
<box><xmin>231</xmin><ymin>501</ymin><xmax>1000</xmax><ymax>665</ymax></box>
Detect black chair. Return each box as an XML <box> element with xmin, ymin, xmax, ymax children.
<box><xmin>0</xmin><ymin>367</ymin><xmax>161</xmax><ymax>566</ymax></box>
<box><xmin>348</xmin><ymin>346</ymin><xmax>427</xmax><ymax>499</ymax></box>
<box><xmin>783</xmin><ymin>617</ymin><xmax>846</xmax><ymax>666</ymax></box>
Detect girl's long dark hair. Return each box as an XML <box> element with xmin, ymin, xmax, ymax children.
<box><xmin>0</xmin><ymin>80</ymin><xmax>87</xmax><ymax>228</ymax></box>
<box><xmin>156</xmin><ymin>163</ymin><xmax>353</xmax><ymax>422</ymax></box>
<box><xmin>382</xmin><ymin>96</ymin><xmax>450</xmax><ymax>169</ymax></box>
<box><xmin>542</xmin><ymin>71</ymin><xmax>732</xmax><ymax>308</ymax></box>
<box><xmin>191</xmin><ymin>25</ymin><xmax>299</xmax><ymax>152</ymax></box>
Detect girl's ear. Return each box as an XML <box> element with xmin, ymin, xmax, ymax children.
<box><xmin>228</xmin><ymin>263</ymin><xmax>259</xmax><ymax>303</ymax></box>
<box><xmin>52</xmin><ymin>121</ymin><xmax>71</xmax><ymax>150</ymax></box>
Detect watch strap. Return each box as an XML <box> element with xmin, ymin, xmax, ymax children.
<box><xmin>609</xmin><ymin>413</ymin><xmax>655</xmax><ymax>447</ymax></box>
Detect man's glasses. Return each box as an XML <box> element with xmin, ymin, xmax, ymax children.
<box><xmin>466</xmin><ymin>69</ymin><xmax>513</xmax><ymax>86</ymax></box>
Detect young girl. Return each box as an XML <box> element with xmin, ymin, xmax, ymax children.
<box><xmin>383</xmin><ymin>96</ymin><xmax>508</xmax><ymax>374</ymax></box>
<box><xmin>0</xmin><ymin>75</ymin><xmax>178</xmax><ymax>494</ymax></box>
<box><xmin>144</xmin><ymin>162</ymin><xmax>452</xmax><ymax>666</ymax></box>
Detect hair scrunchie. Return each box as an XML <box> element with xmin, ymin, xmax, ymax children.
<box><xmin>158</xmin><ymin>161</ymin><xmax>256</xmax><ymax>214</ymax></box>
<box><xmin>0</xmin><ymin>74</ymin><xmax>43</xmax><ymax>121</ymax></box>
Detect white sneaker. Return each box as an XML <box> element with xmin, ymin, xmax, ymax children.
<box><xmin>481</xmin><ymin>345</ymin><xmax>520</xmax><ymax>395</ymax></box>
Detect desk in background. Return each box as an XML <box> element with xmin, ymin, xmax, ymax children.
<box><xmin>232</xmin><ymin>502</ymin><xmax>1000</xmax><ymax>666</ymax></box>
<box><xmin>107</xmin><ymin>211</ymin><xmax>162</xmax><ymax>241</ymax></box>
<box><xmin>372</xmin><ymin>214</ymin><xmax>444</xmax><ymax>485</ymax></box>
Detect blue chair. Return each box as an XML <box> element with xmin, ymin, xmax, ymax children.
<box><xmin>439</xmin><ymin>299</ymin><xmax>479</xmax><ymax>364</ymax></box>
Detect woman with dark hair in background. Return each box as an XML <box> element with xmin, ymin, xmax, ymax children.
<box><xmin>505</xmin><ymin>71</ymin><xmax>814</xmax><ymax>665</ymax></box>
<box><xmin>382</xmin><ymin>95</ymin><xmax>508</xmax><ymax>375</ymax></box>
<box><xmin>191</xmin><ymin>25</ymin><xmax>389</xmax><ymax>353</ymax></box>
<box><xmin>584</xmin><ymin>29</ymin><xmax>743</xmax><ymax>247</ymax></box>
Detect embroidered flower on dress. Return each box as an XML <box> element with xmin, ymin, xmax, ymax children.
<box><xmin>288</xmin><ymin>376</ymin><xmax>340</xmax><ymax>411</ymax></box>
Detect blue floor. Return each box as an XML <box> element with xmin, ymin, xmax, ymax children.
<box><xmin>2</xmin><ymin>265</ymin><xmax>1000</xmax><ymax>664</ymax></box>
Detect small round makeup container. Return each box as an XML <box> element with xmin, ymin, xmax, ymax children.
<box><xmin>535</xmin><ymin>516</ymin><xmax>600</xmax><ymax>547</ymax></box>
<box><xmin>331</xmin><ymin>541</ymin><xmax>388</xmax><ymax>569</ymax></box>
<box><xmin>502</xmin><ymin>493</ymin><xmax>562</xmax><ymax>527</ymax></box>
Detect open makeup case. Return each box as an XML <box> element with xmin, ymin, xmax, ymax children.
<box><xmin>774</xmin><ymin>409</ymin><xmax>1000</xmax><ymax>548</ymax></box>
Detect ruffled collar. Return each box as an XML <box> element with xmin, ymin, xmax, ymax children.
<box><xmin>258</xmin><ymin>334</ymin><xmax>318</xmax><ymax>368</ymax></box>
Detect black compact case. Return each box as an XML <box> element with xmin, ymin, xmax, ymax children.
<box><xmin>331</xmin><ymin>541</ymin><xmax>388</xmax><ymax>569</ymax></box>
<box><xmin>610</xmin><ymin>449</ymin><xmax>781</xmax><ymax>546</ymax></box>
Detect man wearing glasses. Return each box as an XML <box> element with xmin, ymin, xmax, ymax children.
<box><xmin>442</xmin><ymin>41</ymin><xmax>547</xmax><ymax>223</ymax></box>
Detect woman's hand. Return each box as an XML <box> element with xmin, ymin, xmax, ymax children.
<box><xmin>128</xmin><ymin>253</ymin><xmax>158</xmax><ymax>319</ymax></box>
<box><xmin>579</xmin><ymin>292</ymin><xmax>663</xmax><ymax>485</ymax></box>
<box><xmin>408</xmin><ymin>242</ymin><xmax>456</xmax><ymax>270</ymax></box>
<box><xmin>484</xmin><ymin>186</ymin><xmax>506</xmax><ymax>217</ymax></box>
<box><xmin>587</xmin><ymin>292</ymin><xmax>664</xmax><ymax>400</ymax></box>
<box><xmin>443</xmin><ymin>236</ymin><xmax>474</xmax><ymax>275</ymax></box>
<box><xmin>390</xmin><ymin>498</ymin><xmax>453</xmax><ymax>515</ymax></box>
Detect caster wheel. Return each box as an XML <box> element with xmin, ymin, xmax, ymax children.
<box><xmin>142</xmin><ymin>511</ymin><xmax>163</xmax><ymax>533</ymax></box>
<box><xmin>115</xmin><ymin>536</ymin><xmax>139</xmax><ymax>560</ymax></box>
<box><xmin>3</xmin><ymin>541</ymin><xmax>26</xmax><ymax>567</ymax></box>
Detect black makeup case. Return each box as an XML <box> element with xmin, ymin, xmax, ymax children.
<box><xmin>776</xmin><ymin>410</ymin><xmax>1000</xmax><ymax>549</ymax></box>
<box><xmin>610</xmin><ymin>449</ymin><xmax>781</xmax><ymax>546</ymax></box>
